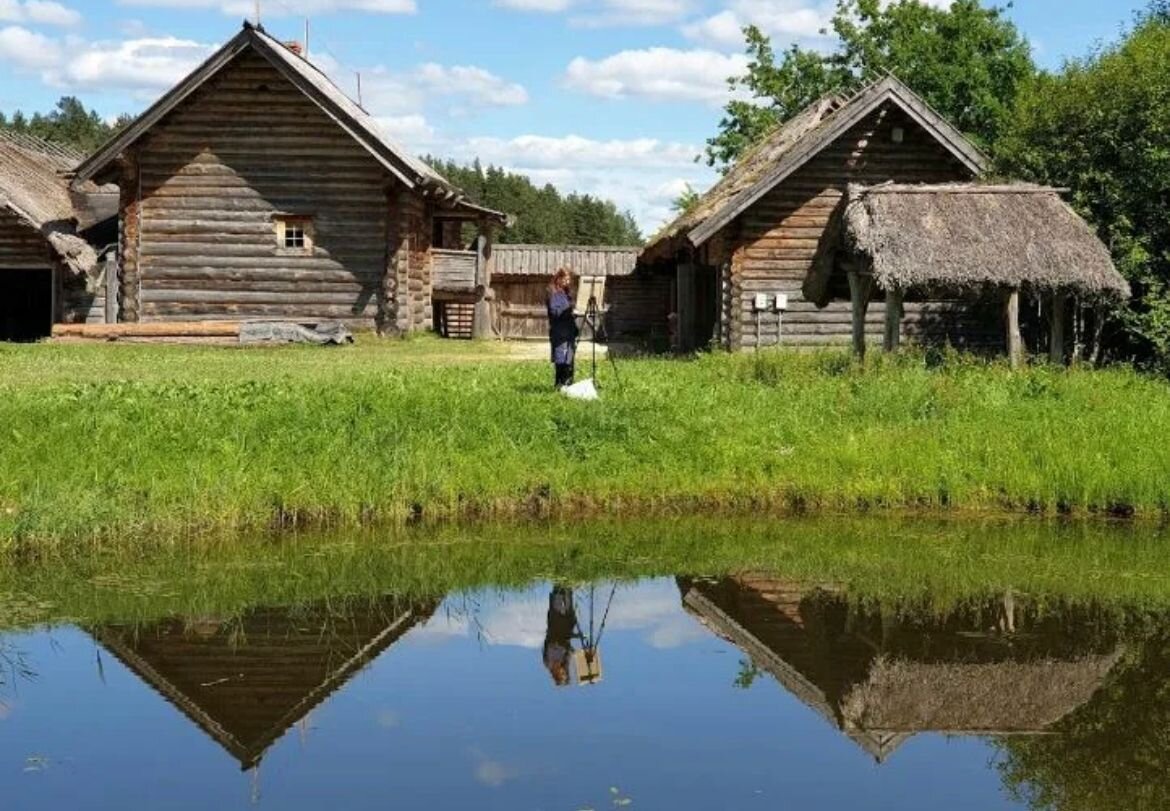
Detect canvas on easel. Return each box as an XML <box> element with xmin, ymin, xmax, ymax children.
<box><xmin>575</xmin><ymin>275</ymin><xmax>606</xmax><ymax>316</ymax></box>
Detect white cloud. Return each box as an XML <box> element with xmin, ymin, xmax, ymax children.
<box><xmin>375</xmin><ymin>114</ymin><xmax>436</xmax><ymax>147</ymax></box>
<box><xmin>682</xmin><ymin>0</ymin><xmax>955</xmax><ymax>51</ymax></box>
<box><xmin>415</xmin><ymin>63</ymin><xmax>529</xmax><ymax>107</ymax></box>
<box><xmin>0</xmin><ymin>0</ymin><xmax>81</xmax><ymax>26</ymax></box>
<box><xmin>682</xmin><ymin>0</ymin><xmax>835</xmax><ymax>50</ymax></box>
<box><xmin>565</xmin><ymin>47</ymin><xmax>748</xmax><ymax>105</ymax></box>
<box><xmin>444</xmin><ymin>133</ymin><xmax>713</xmax><ymax>234</ymax></box>
<box><xmin>117</xmin><ymin>0</ymin><xmax>417</xmax><ymax>15</ymax></box>
<box><xmin>49</xmin><ymin>36</ymin><xmax>216</xmax><ymax>91</ymax></box>
<box><xmin>0</xmin><ymin>25</ymin><xmax>62</xmax><ymax>69</ymax></box>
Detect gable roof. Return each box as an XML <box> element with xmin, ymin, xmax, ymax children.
<box><xmin>642</xmin><ymin>76</ymin><xmax>990</xmax><ymax>261</ymax></box>
<box><xmin>678</xmin><ymin>575</ymin><xmax>1120</xmax><ymax>764</ymax></box>
<box><xmin>89</xmin><ymin>596</ymin><xmax>436</xmax><ymax>771</ymax></box>
<box><xmin>72</xmin><ymin>23</ymin><xmax>504</xmax><ymax>223</ymax></box>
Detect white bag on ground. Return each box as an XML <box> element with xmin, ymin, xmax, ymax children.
<box><xmin>562</xmin><ymin>378</ymin><xmax>600</xmax><ymax>401</ymax></box>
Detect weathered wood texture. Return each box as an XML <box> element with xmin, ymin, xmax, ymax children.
<box><xmin>432</xmin><ymin>249</ymin><xmax>477</xmax><ymax>292</ymax></box>
<box><xmin>723</xmin><ymin>102</ymin><xmax>993</xmax><ymax>351</ymax></box>
<box><xmin>486</xmin><ymin>273</ymin><xmax>671</xmax><ymax>342</ymax></box>
<box><xmin>491</xmin><ymin>244</ymin><xmax>640</xmax><ymax>277</ymax></box>
<box><xmin>130</xmin><ymin>50</ymin><xmax>391</xmax><ymax>327</ymax></box>
<box><xmin>0</xmin><ymin>210</ymin><xmax>48</xmax><ymax>268</ymax></box>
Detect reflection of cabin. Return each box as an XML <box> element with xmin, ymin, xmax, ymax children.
<box><xmin>89</xmin><ymin>596</ymin><xmax>436</xmax><ymax>770</ymax></box>
<box><xmin>678</xmin><ymin>576</ymin><xmax>1121</xmax><ymax>762</ymax></box>
<box><xmin>641</xmin><ymin>76</ymin><xmax>1128</xmax><ymax>362</ymax></box>
<box><xmin>0</xmin><ymin>132</ymin><xmax>116</xmax><ymax>341</ymax></box>
<box><xmin>70</xmin><ymin>22</ymin><xmax>504</xmax><ymax>338</ymax></box>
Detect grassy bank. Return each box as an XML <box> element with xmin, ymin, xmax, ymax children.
<box><xmin>3</xmin><ymin>516</ymin><xmax>1170</xmax><ymax>631</ymax></box>
<box><xmin>2</xmin><ymin>337</ymin><xmax>1169</xmax><ymax>543</ymax></box>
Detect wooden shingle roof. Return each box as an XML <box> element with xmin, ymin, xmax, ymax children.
<box><xmin>72</xmin><ymin>23</ymin><xmax>504</xmax><ymax>224</ymax></box>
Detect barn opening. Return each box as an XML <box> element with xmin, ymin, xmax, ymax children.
<box><xmin>0</xmin><ymin>269</ymin><xmax>53</xmax><ymax>342</ymax></box>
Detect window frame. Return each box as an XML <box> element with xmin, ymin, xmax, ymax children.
<box><xmin>274</xmin><ymin>215</ymin><xmax>315</xmax><ymax>255</ymax></box>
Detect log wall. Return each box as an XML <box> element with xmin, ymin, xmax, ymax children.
<box><xmin>129</xmin><ymin>50</ymin><xmax>392</xmax><ymax>327</ymax></box>
<box><xmin>723</xmin><ymin>102</ymin><xmax>996</xmax><ymax>351</ymax></box>
<box><xmin>0</xmin><ymin>210</ymin><xmax>48</xmax><ymax>269</ymax></box>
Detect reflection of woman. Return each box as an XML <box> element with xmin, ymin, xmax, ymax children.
<box><xmin>543</xmin><ymin>586</ymin><xmax>578</xmax><ymax>687</ymax></box>
<box><xmin>546</xmin><ymin>269</ymin><xmax>578</xmax><ymax>389</ymax></box>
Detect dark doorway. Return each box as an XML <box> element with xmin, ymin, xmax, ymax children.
<box><xmin>0</xmin><ymin>269</ymin><xmax>53</xmax><ymax>342</ymax></box>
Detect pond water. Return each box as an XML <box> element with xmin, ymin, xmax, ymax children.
<box><xmin>0</xmin><ymin>570</ymin><xmax>1158</xmax><ymax>810</ymax></box>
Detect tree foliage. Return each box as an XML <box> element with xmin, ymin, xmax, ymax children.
<box><xmin>426</xmin><ymin>158</ymin><xmax>642</xmax><ymax>246</ymax></box>
<box><xmin>996</xmin><ymin>629</ymin><xmax>1170</xmax><ymax>810</ymax></box>
<box><xmin>0</xmin><ymin>96</ymin><xmax>132</xmax><ymax>153</ymax></box>
<box><xmin>997</xmin><ymin>5</ymin><xmax>1170</xmax><ymax>369</ymax></box>
<box><xmin>705</xmin><ymin>0</ymin><xmax>1035</xmax><ymax>167</ymax></box>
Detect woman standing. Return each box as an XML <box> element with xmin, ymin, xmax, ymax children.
<box><xmin>546</xmin><ymin>268</ymin><xmax>578</xmax><ymax>389</ymax></box>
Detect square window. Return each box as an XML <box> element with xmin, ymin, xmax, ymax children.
<box><xmin>276</xmin><ymin>217</ymin><xmax>313</xmax><ymax>253</ymax></box>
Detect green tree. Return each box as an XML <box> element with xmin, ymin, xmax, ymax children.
<box><xmin>1</xmin><ymin>96</ymin><xmax>131</xmax><ymax>153</ymax></box>
<box><xmin>997</xmin><ymin>4</ymin><xmax>1170</xmax><ymax>369</ymax></box>
<box><xmin>996</xmin><ymin>630</ymin><xmax>1170</xmax><ymax>810</ymax></box>
<box><xmin>671</xmin><ymin>183</ymin><xmax>702</xmax><ymax>216</ymax></box>
<box><xmin>705</xmin><ymin>0</ymin><xmax>1035</xmax><ymax>168</ymax></box>
<box><xmin>425</xmin><ymin>157</ymin><xmax>642</xmax><ymax>246</ymax></box>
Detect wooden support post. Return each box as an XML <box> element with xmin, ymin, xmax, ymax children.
<box><xmin>104</xmin><ymin>256</ymin><xmax>118</xmax><ymax>324</ymax></box>
<box><xmin>1005</xmin><ymin>287</ymin><xmax>1023</xmax><ymax>369</ymax></box>
<box><xmin>883</xmin><ymin>287</ymin><xmax>903</xmax><ymax>353</ymax></box>
<box><xmin>1049</xmin><ymin>290</ymin><xmax>1067</xmax><ymax>366</ymax></box>
<box><xmin>848</xmin><ymin>271</ymin><xmax>873</xmax><ymax>359</ymax></box>
<box><xmin>471</xmin><ymin>229</ymin><xmax>492</xmax><ymax>340</ymax></box>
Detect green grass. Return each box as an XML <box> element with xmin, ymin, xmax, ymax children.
<box><xmin>2</xmin><ymin>516</ymin><xmax>1170</xmax><ymax>632</ymax></box>
<box><xmin>1</xmin><ymin>337</ymin><xmax>1169</xmax><ymax>544</ymax></box>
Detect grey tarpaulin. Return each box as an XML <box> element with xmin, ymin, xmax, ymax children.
<box><xmin>239</xmin><ymin>322</ymin><xmax>354</xmax><ymax>345</ymax></box>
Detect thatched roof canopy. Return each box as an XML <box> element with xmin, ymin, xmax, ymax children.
<box><xmin>840</xmin><ymin>183</ymin><xmax>1130</xmax><ymax>302</ymax></box>
<box><xmin>640</xmin><ymin>76</ymin><xmax>989</xmax><ymax>263</ymax></box>
<box><xmin>0</xmin><ymin>131</ymin><xmax>106</xmax><ymax>275</ymax></box>
<box><xmin>0</xmin><ymin>131</ymin><xmax>79</xmax><ymax>229</ymax></box>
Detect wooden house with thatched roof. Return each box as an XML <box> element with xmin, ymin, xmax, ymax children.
<box><xmin>641</xmin><ymin>76</ymin><xmax>1128</xmax><ymax>363</ymax></box>
<box><xmin>69</xmin><ymin>22</ymin><xmax>505</xmax><ymax>339</ymax></box>
<box><xmin>678</xmin><ymin>576</ymin><xmax>1121</xmax><ymax>763</ymax></box>
<box><xmin>0</xmin><ymin>132</ymin><xmax>116</xmax><ymax>341</ymax></box>
<box><xmin>89</xmin><ymin>595</ymin><xmax>435</xmax><ymax>771</ymax></box>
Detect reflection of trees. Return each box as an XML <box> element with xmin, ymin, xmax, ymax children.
<box><xmin>1</xmin><ymin>637</ymin><xmax>34</xmax><ymax>698</ymax></box>
<box><xmin>997</xmin><ymin>630</ymin><xmax>1170</xmax><ymax>811</ymax></box>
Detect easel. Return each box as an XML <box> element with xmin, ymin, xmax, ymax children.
<box><xmin>573</xmin><ymin>276</ymin><xmax>622</xmax><ymax>391</ymax></box>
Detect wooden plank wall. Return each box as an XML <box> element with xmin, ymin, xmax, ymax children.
<box><xmin>432</xmin><ymin>249</ymin><xmax>476</xmax><ymax>292</ymax></box>
<box><xmin>130</xmin><ymin>50</ymin><xmax>390</xmax><ymax>327</ymax></box>
<box><xmin>725</xmin><ymin>102</ymin><xmax>993</xmax><ymax>350</ymax></box>
<box><xmin>487</xmin><ymin>273</ymin><xmax>671</xmax><ymax>342</ymax></box>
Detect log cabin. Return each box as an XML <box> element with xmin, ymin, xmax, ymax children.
<box><xmin>70</xmin><ymin>22</ymin><xmax>505</xmax><ymax>337</ymax></box>
<box><xmin>640</xmin><ymin>76</ymin><xmax>1128</xmax><ymax>363</ymax></box>
<box><xmin>678</xmin><ymin>575</ymin><xmax>1121</xmax><ymax>763</ymax></box>
<box><xmin>0</xmin><ymin>132</ymin><xmax>115</xmax><ymax>341</ymax></box>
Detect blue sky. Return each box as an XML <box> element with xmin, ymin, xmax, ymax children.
<box><xmin>0</xmin><ymin>0</ymin><xmax>1148</xmax><ymax>231</ymax></box>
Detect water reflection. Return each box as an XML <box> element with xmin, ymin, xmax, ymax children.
<box><xmin>678</xmin><ymin>576</ymin><xmax>1122</xmax><ymax>763</ymax></box>
<box><xmin>87</xmin><ymin>596</ymin><xmax>436</xmax><ymax>771</ymax></box>
<box><xmin>2</xmin><ymin>577</ymin><xmax>1163</xmax><ymax>809</ymax></box>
